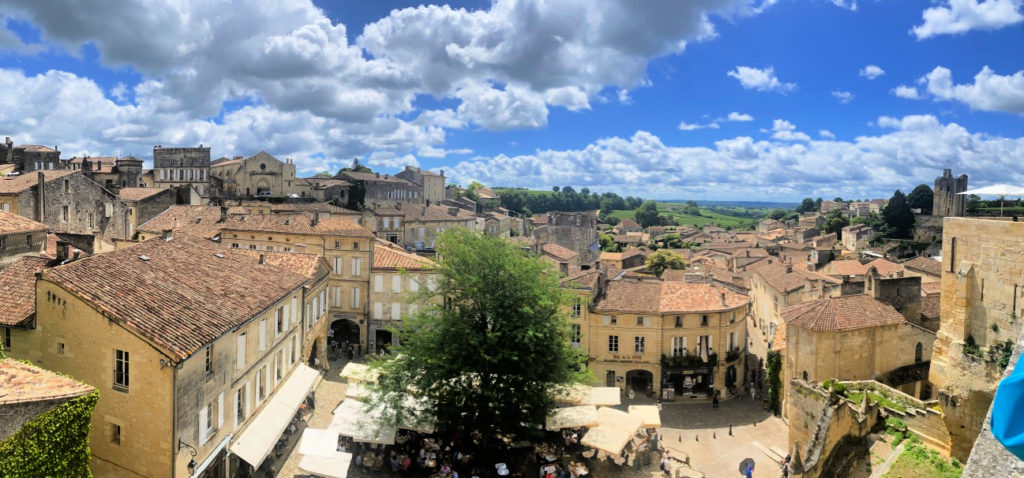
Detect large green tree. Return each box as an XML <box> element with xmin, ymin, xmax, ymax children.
<box><xmin>371</xmin><ymin>229</ymin><xmax>587</xmax><ymax>449</ymax></box>
<box><xmin>907</xmin><ymin>184</ymin><xmax>934</xmax><ymax>213</ymax></box>
<box><xmin>883</xmin><ymin>190</ymin><xmax>916</xmax><ymax>238</ymax></box>
<box><xmin>645</xmin><ymin>249</ymin><xmax>687</xmax><ymax>278</ymax></box>
<box><xmin>634</xmin><ymin>200</ymin><xmax>661</xmax><ymax>228</ymax></box>
<box><xmin>821</xmin><ymin>210</ymin><xmax>850</xmax><ymax>235</ymax></box>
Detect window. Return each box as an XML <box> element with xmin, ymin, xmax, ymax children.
<box><xmin>290</xmin><ymin>336</ymin><xmax>297</xmax><ymax>363</ymax></box>
<box><xmin>915</xmin><ymin>342</ymin><xmax>923</xmax><ymax>363</ymax></box>
<box><xmin>948</xmin><ymin>237</ymin><xmax>956</xmax><ymax>272</ymax></box>
<box><xmin>62</xmin><ymin>205</ymin><xmax>69</xmax><ymax>222</ymax></box>
<box><xmin>353</xmin><ymin>242</ymin><xmax>360</xmax><ymax>250</ymax></box>
<box><xmin>88</xmin><ymin>213</ymin><xmax>94</xmax><ymax>230</ymax></box>
<box><xmin>395</xmin><ymin>217</ymin><xmax>401</xmax><ymax>228</ymax></box>
<box><xmin>634</xmin><ymin>336</ymin><xmax>645</xmax><ymax>353</ymax></box>
<box><xmin>374</xmin><ymin>302</ymin><xmax>383</xmax><ymax>320</ymax></box>
<box><xmin>572</xmin><ymin>298</ymin><xmax>581</xmax><ymax>317</ymax></box>
<box><xmin>675</xmin><ymin>316</ymin><xmax>682</xmax><ymax>328</ymax></box>
<box><xmin>352</xmin><ymin>257</ymin><xmax>361</xmax><ymax>276</ymax></box>
<box><xmin>636</xmin><ymin>316</ymin><xmax>644</xmax><ymax>326</ymax></box>
<box><xmin>335</xmin><ymin>241</ymin><xmax>340</xmax><ymax>249</ymax></box>
<box><xmin>205</xmin><ymin>346</ymin><xmax>213</xmax><ymax>375</ymax></box>
<box><xmin>200</xmin><ymin>403</ymin><xmax>212</xmax><ymax>444</ymax></box>
<box><xmin>351</xmin><ymin>288</ymin><xmax>361</xmax><ymax>309</ymax></box>
<box><xmin>276</xmin><ymin>308</ymin><xmax>284</xmax><ymax>335</ymax></box>
<box><xmin>114</xmin><ymin>349</ymin><xmax>130</xmax><ymax>391</ymax></box>
<box><xmin>58</xmin><ymin>342</ymin><xmax>64</xmax><ymax>355</ymax></box>
<box><xmin>374</xmin><ymin>275</ymin><xmax>383</xmax><ymax>292</ymax></box>
<box><xmin>391</xmin><ymin>302</ymin><xmax>401</xmax><ymax>320</ymax></box>
<box><xmin>701</xmin><ymin>315</ymin><xmax>709</xmax><ymax>327</ymax></box>
<box><xmin>258</xmin><ymin>319</ymin><xmax>267</xmax><ymax>351</ymax></box>
<box><xmin>235</xmin><ymin>387</ymin><xmax>246</xmax><ymax>427</ymax></box>
<box><xmin>256</xmin><ymin>367</ymin><xmax>266</xmax><ymax>403</ymax></box>
<box><xmin>728</xmin><ymin>332</ymin><xmax>736</xmax><ymax>351</ymax></box>
<box><xmin>1</xmin><ymin>327</ymin><xmax>10</xmax><ymax>349</ymax></box>
<box><xmin>334</xmin><ymin>257</ymin><xmax>342</xmax><ymax>274</ymax></box>
<box><xmin>608</xmin><ymin>335</ymin><xmax>619</xmax><ymax>352</ymax></box>
<box><xmin>409</xmin><ymin>277</ymin><xmax>420</xmax><ymax>292</ymax></box>
<box><xmin>671</xmin><ymin>337</ymin><xmax>687</xmax><ymax>357</ymax></box>
<box><xmin>236</xmin><ymin>333</ymin><xmax>247</xmax><ymax>370</ymax></box>
<box><xmin>383</xmin><ymin>217</ymin><xmax>390</xmax><ymax>229</ymax></box>
<box><xmin>275</xmin><ymin>351</ymin><xmax>283</xmax><ymax>380</ymax></box>
<box><xmin>63</xmin><ymin>179</ymin><xmax>70</xmax><ymax>193</ymax></box>
<box><xmin>392</xmin><ymin>275</ymin><xmax>401</xmax><ymax>293</ymax></box>
<box><xmin>571</xmin><ymin>324</ymin><xmax>581</xmax><ymax>346</ymax></box>
<box><xmin>730</xmin><ymin>311</ymin><xmax>736</xmax><ymax>324</ymax></box>
<box><xmin>111</xmin><ymin>424</ymin><xmax>121</xmax><ymax>445</ymax></box>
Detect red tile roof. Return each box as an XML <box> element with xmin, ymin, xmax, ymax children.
<box><xmin>0</xmin><ymin>255</ymin><xmax>50</xmax><ymax>327</ymax></box>
<box><xmin>372</xmin><ymin>240</ymin><xmax>434</xmax><ymax>271</ymax></box>
<box><xmin>755</xmin><ymin>262</ymin><xmax>840</xmax><ymax>294</ymax></box>
<box><xmin>826</xmin><ymin>260</ymin><xmax>869</xmax><ymax>276</ymax></box>
<box><xmin>0</xmin><ymin>210</ymin><xmax>47</xmax><ymax>235</ymax></box>
<box><xmin>865</xmin><ymin>258</ymin><xmax>905</xmax><ymax>277</ymax></box>
<box><xmin>0</xmin><ymin>170</ymin><xmax>75</xmax><ymax>194</ymax></box>
<box><xmin>595</xmin><ymin>279</ymin><xmax>747</xmax><ymax>313</ymax></box>
<box><xmin>0</xmin><ymin>358</ymin><xmax>94</xmax><ymax>405</ymax></box>
<box><xmin>562</xmin><ymin>269</ymin><xmax>602</xmax><ymax>289</ymax></box>
<box><xmin>17</xmin><ymin>145</ymin><xmax>57</xmax><ymax>153</ymax></box>
<box><xmin>783</xmin><ymin>295</ymin><xmax>905</xmax><ymax>332</ymax></box>
<box><xmin>119</xmin><ymin>187</ymin><xmax>169</xmax><ymax>202</ymax></box>
<box><xmin>771</xmin><ymin>321</ymin><xmax>787</xmax><ymax>351</ymax></box>
<box><xmin>542</xmin><ymin>243</ymin><xmax>579</xmax><ymax>262</ymax></box>
<box><xmin>236</xmin><ymin>249</ymin><xmax>325</xmax><ymax>283</ymax></box>
<box><xmin>42</xmin><ymin>234</ymin><xmax>309</xmax><ymax>362</ymax></box>
<box><xmin>902</xmin><ymin>256</ymin><xmax>941</xmax><ymax>277</ymax></box>
<box><xmin>138</xmin><ymin>205</ymin><xmax>225</xmax><ymax>239</ymax></box>
<box><xmin>221</xmin><ymin>213</ymin><xmax>373</xmax><ymax>237</ymax></box>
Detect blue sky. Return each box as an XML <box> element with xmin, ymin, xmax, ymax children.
<box><xmin>0</xmin><ymin>0</ymin><xmax>1021</xmax><ymax>201</ymax></box>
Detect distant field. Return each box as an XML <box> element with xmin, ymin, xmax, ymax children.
<box><xmin>609</xmin><ymin>203</ymin><xmax>759</xmax><ymax>230</ymax></box>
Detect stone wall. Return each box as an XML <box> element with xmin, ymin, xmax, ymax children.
<box><xmin>534</xmin><ymin>211</ymin><xmax>598</xmax><ymax>264</ymax></box>
<box><xmin>16</xmin><ymin>172</ymin><xmax>132</xmax><ymax>244</ymax></box>
<box><xmin>930</xmin><ymin>217</ymin><xmax>1024</xmax><ymax>460</ymax></box>
<box><xmin>134</xmin><ymin>189</ymin><xmax>176</xmax><ymax>230</ymax></box>
<box><xmin>787</xmin><ymin>380</ymin><xmax>882</xmax><ymax>478</ymax></box>
<box><xmin>962</xmin><ymin>326</ymin><xmax>1024</xmax><ymax>477</ymax></box>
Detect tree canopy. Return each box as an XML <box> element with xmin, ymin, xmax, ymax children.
<box><xmin>634</xmin><ymin>200</ymin><xmax>661</xmax><ymax>228</ymax></box>
<box><xmin>907</xmin><ymin>184</ymin><xmax>934</xmax><ymax>213</ymax></box>
<box><xmin>498</xmin><ymin>187</ymin><xmax>640</xmax><ymax>216</ymax></box>
<box><xmin>339</xmin><ymin>157</ymin><xmax>372</xmax><ymax>173</ymax></box>
<box><xmin>796</xmin><ymin>197</ymin><xmax>817</xmax><ymax>213</ymax></box>
<box><xmin>882</xmin><ymin>190</ymin><xmax>915</xmax><ymax>238</ymax></box>
<box><xmin>645</xmin><ymin>250</ymin><xmax>687</xmax><ymax>278</ymax></box>
<box><xmin>371</xmin><ymin>229</ymin><xmax>588</xmax><ymax>446</ymax></box>
<box><xmin>820</xmin><ymin>210</ymin><xmax>850</xmax><ymax>235</ymax></box>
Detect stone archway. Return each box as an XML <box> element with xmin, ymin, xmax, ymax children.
<box><xmin>330</xmin><ymin>319</ymin><xmax>361</xmax><ymax>351</ymax></box>
<box><xmin>625</xmin><ymin>369</ymin><xmax>654</xmax><ymax>395</ymax></box>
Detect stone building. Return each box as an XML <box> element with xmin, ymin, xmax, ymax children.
<box><xmin>0</xmin><ymin>137</ymin><xmax>60</xmax><ymax>172</ymax></box>
<box><xmin>209</xmin><ymin>152</ymin><xmax>299</xmax><ymax>198</ymax></box>
<box><xmin>0</xmin><ymin>210</ymin><xmax>48</xmax><ymax>264</ymax></box>
<box><xmin>118</xmin><ymin>187</ymin><xmax>176</xmax><ymax>237</ymax></box>
<box><xmin>749</xmin><ymin>262</ymin><xmax>843</xmax><ymax>342</ymax></box>
<box><xmin>296</xmin><ymin>177</ymin><xmax>350</xmax><ymax>203</ymax></box>
<box><xmin>395</xmin><ymin>166</ymin><xmax>445</xmax><ymax>205</ymax></box>
<box><xmin>137</xmin><ymin>205</ymin><xmax>229</xmax><ymax>242</ymax></box>
<box><xmin>368</xmin><ymin>240</ymin><xmax>437</xmax><ymax>353</ymax></box>
<box><xmin>338</xmin><ymin>171</ymin><xmax>422</xmax><ymax>205</ymax></box>
<box><xmin>933</xmin><ymin>169</ymin><xmax>968</xmax><ymax>217</ymax></box>
<box><xmin>0</xmin><ymin>255</ymin><xmax>52</xmax><ymax>355</ymax></box>
<box><xmin>0</xmin><ymin>171</ymin><xmax>132</xmax><ymax>248</ymax></box>
<box><xmin>364</xmin><ymin>202</ymin><xmax>478</xmax><ymax>251</ymax></box>
<box><xmin>539</xmin><ymin>242</ymin><xmax>580</xmax><ymax>275</ymax></box>
<box><xmin>841</xmin><ymin>224</ymin><xmax>875</xmax><ymax>251</ymax></box>
<box><xmin>533</xmin><ymin>211</ymin><xmax>599</xmax><ymax>265</ymax></box>
<box><xmin>219</xmin><ymin>213</ymin><xmax>374</xmax><ymax>356</ymax></box>
<box><xmin>588</xmin><ymin>276</ymin><xmax>749</xmax><ymax>399</ymax></box>
<box><xmin>10</xmin><ymin>234</ymin><xmax>320</xmax><ymax>477</ymax></box>
<box><xmin>67</xmin><ymin>155</ymin><xmax>144</xmax><ymax>191</ymax></box>
<box><xmin>153</xmin><ymin>144</ymin><xmax>212</xmax><ymax>196</ymax></box>
<box><xmin>929</xmin><ymin>217</ymin><xmax>1024</xmax><ymax>460</ymax></box>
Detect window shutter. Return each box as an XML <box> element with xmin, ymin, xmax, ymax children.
<box><xmin>217</xmin><ymin>392</ymin><xmax>224</xmax><ymax>428</ymax></box>
<box><xmin>374</xmin><ymin>275</ymin><xmax>383</xmax><ymax>292</ymax></box>
<box><xmin>392</xmin><ymin>276</ymin><xmax>401</xmax><ymax>293</ymax></box>
<box><xmin>199</xmin><ymin>406</ymin><xmax>209</xmax><ymax>444</ymax></box>
<box><xmin>392</xmin><ymin>303</ymin><xmax>401</xmax><ymax>320</ymax></box>
<box><xmin>264</xmin><ymin>364</ymin><xmax>270</xmax><ymax>398</ymax></box>
<box><xmin>644</xmin><ymin>317</ymin><xmax>652</xmax><ymax>327</ymax></box>
<box><xmin>283</xmin><ymin>306</ymin><xmax>290</xmax><ymax>329</ymax></box>
<box><xmin>236</xmin><ymin>334</ymin><xmax>246</xmax><ymax>370</ymax></box>
<box><xmin>258</xmin><ymin>319</ymin><xmax>267</xmax><ymax>351</ymax></box>
<box><xmin>602</xmin><ymin>316</ymin><xmax>610</xmax><ymax>326</ymax></box>
<box><xmin>374</xmin><ymin>302</ymin><xmax>382</xmax><ymax>320</ymax></box>
<box><xmin>244</xmin><ymin>382</ymin><xmax>251</xmax><ymax>418</ymax></box>
<box><xmin>409</xmin><ymin>278</ymin><xmax>419</xmax><ymax>292</ymax></box>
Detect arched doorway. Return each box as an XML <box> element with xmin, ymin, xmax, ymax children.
<box><xmin>625</xmin><ymin>369</ymin><xmax>653</xmax><ymax>395</ymax></box>
<box><xmin>725</xmin><ymin>365</ymin><xmax>738</xmax><ymax>391</ymax></box>
<box><xmin>330</xmin><ymin>319</ymin><xmax>360</xmax><ymax>351</ymax></box>
<box><xmin>374</xmin><ymin>329</ymin><xmax>393</xmax><ymax>355</ymax></box>
<box><xmin>915</xmin><ymin>342</ymin><xmax>923</xmax><ymax>362</ymax></box>
<box><xmin>308</xmin><ymin>339</ymin><xmax>319</xmax><ymax>368</ymax></box>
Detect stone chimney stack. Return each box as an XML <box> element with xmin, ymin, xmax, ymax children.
<box><xmin>259</xmin><ymin>254</ymin><xmax>266</xmax><ymax>265</ymax></box>
<box><xmin>35</xmin><ymin>171</ymin><xmax>45</xmax><ymax>221</ymax></box>
<box><xmin>56</xmin><ymin>240</ymin><xmax>70</xmax><ymax>263</ymax></box>
<box><xmin>720</xmin><ymin>292</ymin><xmax>727</xmax><ymax>308</ymax></box>
<box><xmin>220</xmin><ymin>205</ymin><xmax>228</xmax><ymax>222</ymax></box>
<box><xmin>161</xmin><ymin>229</ymin><xmax>174</xmax><ymax>241</ymax></box>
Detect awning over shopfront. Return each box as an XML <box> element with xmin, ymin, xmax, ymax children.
<box><xmin>344</xmin><ymin>382</ymin><xmax>371</xmax><ymax>399</ymax></box>
<box><xmin>580</xmin><ymin>406</ymin><xmax>645</xmax><ymax>455</ymax></box>
<box><xmin>339</xmin><ymin>362</ymin><xmax>379</xmax><ymax>383</ymax></box>
<box><xmin>299</xmin><ymin>451</ymin><xmax>353</xmax><ymax>478</ymax></box>
<box><xmin>628</xmin><ymin>405</ymin><xmax>662</xmax><ymax>428</ymax></box>
<box><xmin>552</xmin><ymin>383</ymin><xmax>589</xmax><ymax>404</ymax></box>
<box><xmin>299</xmin><ymin>428</ymin><xmax>341</xmax><ymax>458</ymax></box>
<box><xmin>580</xmin><ymin>387</ymin><xmax>621</xmax><ymax>406</ymax></box>
<box><xmin>545</xmin><ymin>405</ymin><xmax>598</xmax><ymax>430</ymax></box>
<box><xmin>230</xmin><ymin>364</ymin><xmax>321</xmax><ymax>469</ymax></box>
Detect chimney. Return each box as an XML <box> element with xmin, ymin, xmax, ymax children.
<box><xmin>312</xmin><ymin>213</ymin><xmax>319</xmax><ymax>227</ymax></box>
<box><xmin>56</xmin><ymin>240</ymin><xmax>70</xmax><ymax>263</ymax></box>
<box><xmin>745</xmin><ymin>250</ymin><xmax>750</xmax><ymax>257</ymax></box>
<box><xmin>35</xmin><ymin>171</ymin><xmax>45</xmax><ymax>221</ymax></box>
<box><xmin>720</xmin><ymin>292</ymin><xmax>727</xmax><ymax>307</ymax></box>
<box><xmin>161</xmin><ymin>229</ymin><xmax>174</xmax><ymax>241</ymax></box>
<box><xmin>220</xmin><ymin>206</ymin><xmax>228</xmax><ymax>222</ymax></box>
<box><xmin>259</xmin><ymin>254</ymin><xmax>266</xmax><ymax>265</ymax></box>
<box><xmin>440</xmin><ymin>169</ymin><xmax>444</xmax><ymax>177</ymax></box>
<box><xmin>375</xmin><ymin>172</ymin><xmax>380</xmax><ymax>178</ymax></box>
<box><xmin>786</xmin><ymin>264</ymin><xmax>793</xmax><ymax>273</ymax></box>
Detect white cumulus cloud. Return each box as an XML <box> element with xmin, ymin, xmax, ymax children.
<box><xmin>819</xmin><ymin>130</ymin><xmax>836</xmax><ymax>139</ymax></box>
<box><xmin>893</xmin><ymin>85</ymin><xmax>922</xmax><ymax>99</ymax></box>
<box><xmin>912</xmin><ymin>0</ymin><xmax>1024</xmax><ymax>39</ymax></box>
<box><xmin>920</xmin><ymin>65</ymin><xmax>1024</xmax><ymax>114</ymax></box>
<box><xmin>727</xmin><ymin>66</ymin><xmax>796</xmax><ymax>93</ymax></box>
<box><xmin>832</xmin><ymin>91</ymin><xmax>854</xmax><ymax>103</ymax></box>
<box><xmin>769</xmin><ymin>119</ymin><xmax>811</xmax><ymax>141</ymax></box>
<box><xmin>830</xmin><ymin>0</ymin><xmax>858</xmax><ymax>11</ymax></box>
<box><xmin>678</xmin><ymin>121</ymin><xmax>720</xmax><ymax>131</ymax></box>
<box><xmin>859</xmin><ymin>65</ymin><xmax>885</xmax><ymax>79</ymax></box>
<box><xmin>727</xmin><ymin>112</ymin><xmax>755</xmax><ymax>121</ymax></box>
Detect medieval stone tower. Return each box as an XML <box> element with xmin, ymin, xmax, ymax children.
<box><xmin>933</xmin><ymin>169</ymin><xmax>968</xmax><ymax>217</ymax></box>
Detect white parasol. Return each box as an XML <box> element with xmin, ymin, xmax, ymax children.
<box><xmin>959</xmin><ymin>184</ymin><xmax>1024</xmax><ymax>217</ymax></box>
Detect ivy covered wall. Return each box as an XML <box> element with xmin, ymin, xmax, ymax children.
<box><xmin>0</xmin><ymin>391</ymin><xmax>99</xmax><ymax>477</ymax></box>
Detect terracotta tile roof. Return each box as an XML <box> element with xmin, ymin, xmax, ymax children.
<box><xmin>118</xmin><ymin>187</ymin><xmax>168</xmax><ymax>202</ymax></box>
<box><xmin>220</xmin><ymin>213</ymin><xmax>372</xmax><ymax>237</ymax></box>
<box><xmin>826</xmin><ymin>260</ymin><xmax>869</xmax><ymax>276</ymax></box>
<box><xmin>0</xmin><ymin>255</ymin><xmax>50</xmax><ymax>327</ymax></box>
<box><xmin>0</xmin><ymin>358</ymin><xmax>94</xmax><ymax>405</ymax></box>
<box><xmin>269</xmin><ymin>203</ymin><xmax>360</xmax><ymax>215</ymax></box>
<box><xmin>921</xmin><ymin>292</ymin><xmax>941</xmax><ymax>321</ymax></box>
<box><xmin>595</xmin><ymin>279</ymin><xmax>747</xmax><ymax>313</ymax></box>
<box><xmin>43</xmin><ymin>234</ymin><xmax>310</xmax><ymax>362</ymax></box>
<box><xmin>339</xmin><ymin>171</ymin><xmax>415</xmax><ymax>185</ymax></box>
<box><xmin>865</xmin><ymin>258</ymin><xmax>904</xmax><ymax>277</ymax></box>
<box><xmin>299</xmin><ymin>178</ymin><xmax>352</xmax><ymax>188</ymax></box>
<box><xmin>138</xmin><ymin>205</ymin><xmax>225</xmax><ymax>239</ymax></box>
<box><xmin>532</xmin><ymin>214</ymin><xmax>549</xmax><ymax>225</ymax></box>
<box><xmin>0</xmin><ymin>210</ymin><xmax>47</xmax><ymax>235</ymax></box>
<box><xmin>771</xmin><ymin>321</ymin><xmax>787</xmax><ymax>351</ymax></box>
<box><xmin>619</xmin><ymin>218</ymin><xmax>640</xmax><ymax>229</ymax></box>
<box><xmin>902</xmin><ymin>256</ymin><xmax>941</xmax><ymax>277</ymax></box>
<box><xmin>17</xmin><ymin>145</ymin><xmax>57</xmax><ymax>153</ymax></box>
<box><xmin>0</xmin><ymin>170</ymin><xmax>75</xmax><ymax>194</ymax></box>
<box><xmin>782</xmin><ymin>295</ymin><xmax>905</xmax><ymax>332</ymax></box>
<box><xmin>44</xmin><ymin>234</ymin><xmax>87</xmax><ymax>260</ymax></box>
<box><xmin>236</xmin><ymin>249</ymin><xmax>325</xmax><ymax>283</ymax></box>
<box><xmin>921</xmin><ymin>281</ymin><xmax>941</xmax><ymax>294</ymax></box>
<box><xmin>370</xmin><ymin>204</ymin><xmax>477</xmax><ymax>222</ymax></box>
<box><xmin>210</xmin><ymin>158</ymin><xmax>242</xmax><ymax>169</ymax></box>
<box><xmin>755</xmin><ymin>263</ymin><xmax>840</xmax><ymax>294</ymax></box>
<box><xmin>542</xmin><ymin>243</ymin><xmax>578</xmax><ymax>262</ymax></box>
<box><xmin>372</xmin><ymin>240</ymin><xmax>434</xmax><ymax>270</ymax></box>
<box><xmin>562</xmin><ymin>269</ymin><xmax>602</xmax><ymax>289</ymax></box>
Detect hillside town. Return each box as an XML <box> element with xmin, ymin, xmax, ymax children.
<box><xmin>2</xmin><ymin>137</ymin><xmax>1022</xmax><ymax>478</ymax></box>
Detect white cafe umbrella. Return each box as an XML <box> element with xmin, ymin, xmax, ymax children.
<box><xmin>959</xmin><ymin>184</ymin><xmax>1024</xmax><ymax>217</ymax></box>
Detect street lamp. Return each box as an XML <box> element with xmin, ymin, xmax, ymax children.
<box><xmin>178</xmin><ymin>439</ymin><xmax>197</xmax><ymax>475</ymax></box>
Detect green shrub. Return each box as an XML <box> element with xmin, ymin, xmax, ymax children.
<box><xmin>832</xmin><ymin>383</ymin><xmax>848</xmax><ymax>396</ymax></box>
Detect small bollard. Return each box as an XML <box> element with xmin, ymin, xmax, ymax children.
<box><xmin>729</xmin><ymin>425</ymin><xmax>733</xmax><ymax>436</ymax></box>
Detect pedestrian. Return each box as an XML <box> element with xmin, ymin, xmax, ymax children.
<box><xmin>347</xmin><ymin>345</ymin><xmax>354</xmax><ymax>361</ymax></box>
<box><xmin>751</xmin><ymin>384</ymin><xmax>756</xmax><ymax>401</ymax></box>
<box><xmin>745</xmin><ymin>462</ymin><xmax>754</xmax><ymax>478</ymax></box>
<box><xmin>659</xmin><ymin>451</ymin><xmax>670</xmax><ymax>476</ymax></box>
<box><xmin>712</xmin><ymin>390</ymin><xmax>719</xmax><ymax>408</ymax></box>
<box><xmin>781</xmin><ymin>459</ymin><xmax>789</xmax><ymax>478</ymax></box>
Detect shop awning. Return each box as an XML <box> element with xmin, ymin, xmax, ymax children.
<box><xmin>580</xmin><ymin>387</ymin><xmax>621</xmax><ymax>406</ymax></box>
<box><xmin>545</xmin><ymin>405</ymin><xmax>598</xmax><ymax>430</ymax></box>
<box><xmin>628</xmin><ymin>405</ymin><xmax>662</xmax><ymax>428</ymax></box>
<box><xmin>299</xmin><ymin>428</ymin><xmax>340</xmax><ymax>458</ymax></box>
<box><xmin>580</xmin><ymin>406</ymin><xmax>644</xmax><ymax>455</ymax></box>
<box><xmin>552</xmin><ymin>383</ymin><xmax>589</xmax><ymax>404</ymax></box>
<box><xmin>344</xmin><ymin>382</ymin><xmax>371</xmax><ymax>399</ymax></box>
<box><xmin>230</xmin><ymin>364</ymin><xmax>320</xmax><ymax>469</ymax></box>
<box><xmin>339</xmin><ymin>362</ymin><xmax>379</xmax><ymax>383</ymax></box>
<box><xmin>330</xmin><ymin>399</ymin><xmax>396</xmax><ymax>445</ymax></box>
<box><xmin>299</xmin><ymin>451</ymin><xmax>353</xmax><ymax>478</ymax></box>
<box><xmin>597</xmin><ymin>407</ymin><xmax>643</xmax><ymax>435</ymax></box>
